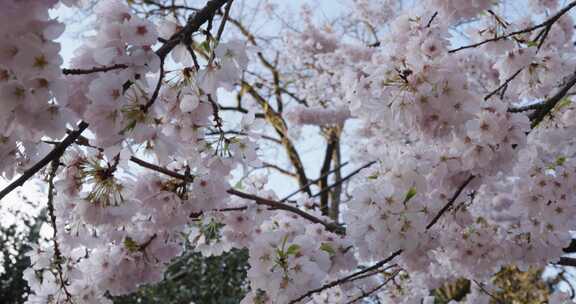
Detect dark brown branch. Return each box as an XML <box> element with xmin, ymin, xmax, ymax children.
<box><xmin>345</xmin><ymin>270</ymin><xmax>402</xmax><ymax>304</ymax></box>
<box><xmin>129</xmin><ymin>156</ymin><xmax>194</xmax><ymax>182</ymax></box>
<box><xmin>208</xmin><ymin>0</ymin><xmax>233</xmax><ymax>64</ymax></box>
<box><xmin>141</xmin><ymin>57</ymin><xmax>165</xmax><ymax>112</ymax></box>
<box><xmin>155</xmin><ymin>0</ymin><xmax>229</xmax><ymax>60</ymax></box>
<box><xmin>557</xmin><ymin>257</ymin><xmax>576</xmax><ymax>267</ymax></box>
<box><xmin>0</xmin><ymin>121</ymin><xmax>89</xmax><ymax>201</ymax></box>
<box><xmin>227</xmin><ymin>189</ymin><xmax>343</xmax><ymax>233</ymax></box>
<box><xmin>62</xmin><ymin>64</ymin><xmax>129</xmax><ymax>75</ymax></box>
<box><xmin>484</xmin><ymin>68</ymin><xmax>523</xmax><ymax>101</ymax></box>
<box><xmin>288</xmin><ymin>250</ymin><xmax>403</xmax><ymax>304</ymax></box>
<box><xmin>426</xmin><ymin>12</ymin><xmax>438</xmax><ymax>28</ymax></box>
<box><xmin>563</xmin><ymin>239</ymin><xmax>576</xmax><ymax>253</ymax></box>
<box><xmin>426</xmin><ymin>175</ymin><xmax>475</xmax><ymax>230</ymax></box>
<box><xmin>529</xmin><ymin>69</ymin><xmax>576</xmax><ymax>128</ymax></box>
<box><xmin>257</xmin><ymin>52</ymin><xmax>285</xmax><ymax>112</ymax></box>
<box><xmin>449</xmin><ymin>0</ymin><xmax>576</xmax><ymax>53</ymax></box>
<box><xmin>508</xmin><ymin>102</ymin><xmax>545</xmax><ymax>113</ymax></box>
<box><xmin>129</xmin><ymin>157</ymin><xmax>341</xmax><ymax>232</ymax></box>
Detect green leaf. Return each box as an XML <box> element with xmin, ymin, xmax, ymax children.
<box><xmin>403</xmin><ymin>187</ymin><xmax>417</xmax><ymax>205</ymax></box>
<box><xmin>124</xmin><ymin>237</ymin><xmax>140</xmax><ymax>252</ymax></box>
<box><xmin>201</xmin><ymin>40</ymin><xmax>211</xmax><ymax>53</ymax></box>
<box><xmin>286</xmin><ymin>244</ymin><xmax>300</xmax><ymax>256</ymax></box>
<box><xmin>320</xmin><ymin>243</ymin><xmax>336</xmax><ymax>256</ymax></box>
<box><xmin>233</xmin><ymin>180</ymin><xmax>244</xmax><ymax>190</ymax></box>
<box><xmin>557</xmin><ymin>97</ymin><xmax>572</xmax><ymax>110</ymax></box>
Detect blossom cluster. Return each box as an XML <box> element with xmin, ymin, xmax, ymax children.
<box><xmin>0</xmin><ymin>0</ymin><xmax>71</xmax><ymax>179</ymax></box>
<box><xmin>280</xmin><ymin>0</ymin><xmax>576</xmax><ymax>302</ymax></box>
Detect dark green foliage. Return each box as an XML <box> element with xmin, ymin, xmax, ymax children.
<box><xmin>113</xmin><ymin>249</ymin><xmax>249</xmax><ymax>304</ymax></box>
<box><xmin>0</xmin><ymin>208</ymin><xmax>46</xmax><ymax>304</ymax></box>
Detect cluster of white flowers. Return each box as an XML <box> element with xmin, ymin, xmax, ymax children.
<box><xmin>18</xmin><ymin>0</ymin><xmax>254</xmax><ymax>302</ymax></box>
<box><xmin>280</xmin><ymin>0</ymin><xmax>576</xmax><ymax>302</ymax></box>
<box><xmin>0</xmin><ymin>0</ymin><xmax>72</xmax><ymax>179</ymax></box>
<box><xmin>66</xmin><ymin>0</ymin><xmax>160</xmax><ymax>150</ymax></box>
<box><xmin>241</xmin><ymin>215</ymin><xmax>357</xmax><ymax>303</ymax></box>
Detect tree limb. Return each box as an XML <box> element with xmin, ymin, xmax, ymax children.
<box><xmin>0</xmin><ymin>121</ymin><xmax>89</xmax><ymax>201</ymax></box>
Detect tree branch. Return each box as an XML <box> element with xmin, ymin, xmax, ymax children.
<box><xmin>129</xmin><ymin>156</ymin><xmax>194</xmax><ymax>182</ymax></box>
<box><xmin>155</xmin><ymin>0</ymin><xmax>229</xmax><ymax>60</ymax></box>
<box><xmin>227</xmin><ymin>188</ymin><xmax>343</xmax><ymax>234</ymax></box>
<box><xmin>0</xmin><ymin>121</ymin><xmax>89</xmax><ymax>201</ymax></box>
<box><xmin>345</xmin><ymin>270</ymin><xmax>401</xmax><ymax>304</ymax></box>
<box><xmin>449</xmin><ymin>0</ymin><xmax>576</xmax><ymax>53</ymax></box>
<box><xmin>426</xmin><ymin>175</ymin><xmax>475</xmax><ymax>230</ymax></box>
<box><xmin>62</xmin><ymin>64</ymin><xmax>129</xmax><ymax>75</ymax></box>
<box><xmin>529</xmin><ymin>69</ymin><xmax>576</xmax><ymax>128</ymax></box>
<box><xmin>288</xmin><ymin>250</ymin><xmax>403</xmax><ymax>304</ymax></box>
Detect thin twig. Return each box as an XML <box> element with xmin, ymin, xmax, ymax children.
<box><xmin>426</xmin><ymin>175</ymin><xmax>475</xmax><ymax>230</ymax></box>
<box><xmin>312</xmin><ymin>161</ymin><xmax>377</xmax><ymax>199</ymax></box>
<box><xmin>155</xmin><ymin>0</ymin><xmax>229</xmax><ymax>60</ymax></box>
<box><xmin>227</xmin><ymin>188</ymin><xmax>343</xmax><ymax>234</ymax></box>
<box><xmin>46</xmin><ymin>159</ymin><xmax>73</xmax><ymax>301</ymax></box>
<box><xmin>129</xmin><ymin>156</ymin><xmax>194</xmax><ymax>182</ymax></box>
<box><xmin>208</xmin><ymin>0</ymin><xmax>234</xmax><ymax>64</ymax></box>
<box><xmin>288</xmin><ymin>250</ymin><xmax>403</xmax><ymax>304</ymax></box>
<box><xmin>449</xmin><ymin>0</ymin><xmax>576</xmax><ymax>53</ymax></box>
<box><xmin>345</xmin><ymin>270</ymin><xmax>402</xmax><ymax>304</ymax></box>
<box><xmin>426</xmin><ymin>12</ymin><xmax>438</xmax><ymax>28</ymax></box>
<box><xmin>62</xmin><ymin>64</ymin><xmax>129</xmax><ymax>75</ymax></box>
<box><xmin>281</xmin><ymin>161</ymin><xmax>350</xmax><ymax>202</ymax></box>
<box><xmin>529</xmin><ymin>69</ymin><xmax>576</xmax><ymax>128</ymax></box>
<box><xmin>484</xmin><ymin>68</ymin><xmax>523</xmax><ymax>101</ymax></box>
<box><xmin>141</xmin><ymin>57</ymin><xmax>165</xmax><ymax>112</ymax></box>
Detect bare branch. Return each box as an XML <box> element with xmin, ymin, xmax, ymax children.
<box><xmin>155</xmin><ymin>0</ymin><xmax>229</xmax><ymax>60</ymax></box>
<box><xmin>62</xmin><ymin>64</ymin><xmax>129</xmax><ymax>75</ymax></box>
<box><xmin>449</xmin><ymin>0</ymin><xmax>576</xmax><ymax>53</ymax></box>
<box><xmin>426</xmin><ymin>175</ymin><xmax>475</xmax><ymax>230</ymax></box>
<box><xmin>227</xmin><ymin>188</ymin><xmax>344</xmax><ymax>234</ymax></box>
<box><xmin>345</xmin><ymin>270</ymin><xmax>402</xmax><ymax>304</ymax></box>
<box><xmin>529</xmin><ymin>69</ymin><xmax>576</xmax><ymax>128</ymax></box>
<box><xmin>484</xmin><ymin>68</ymin><xmax>523</xmax><ymax>101</ymax></box>
<box><xmin>288</xmin><ymin>250</ymin><xmax>403</xmax><ymax>304</ymax></box>
<box><xmin>0</xmin><ymin>121</ymin><xmax>89</xmax><ymax>201</ymax></box>
<box><xmin>129</xmin><ymin>156</ymin><xmax>194</xmax><ymax>182</ymax></box>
